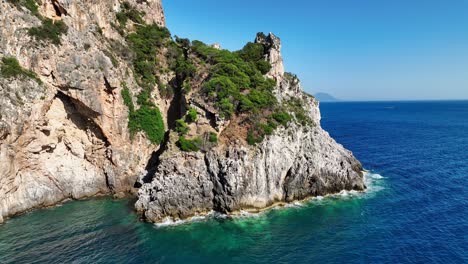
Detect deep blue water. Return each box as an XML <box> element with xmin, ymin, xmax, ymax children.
<box><xmin>1</xmin><ymin>101</ymin><xmax>467</xmax><ymax>263</ymax></box>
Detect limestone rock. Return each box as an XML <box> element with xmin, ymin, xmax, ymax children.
<box><xmin>0</xmin><ymin>0</ymin><xmax>165</xmax><ymax>223</ymax></box>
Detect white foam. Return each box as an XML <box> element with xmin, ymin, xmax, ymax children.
<box><xmin>154</xmin><ymin>211</ymin><xmax>215</xmax><ymax>228</ymax></box>
<box><xmin>362</xmin><ymin>171</ymin><xmax>386</xmax><ymax>196</ymax></box>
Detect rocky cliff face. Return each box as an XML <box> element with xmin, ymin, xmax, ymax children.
<box><xmin>135</xmin><ymin>33</ymin><xmax>365</xmax><ymax>223</ymax></box>
<box><xmin>0</xmin><ymin>0</ymin><xmax>364</xmax><ymax>224</ymax></box>
<box><xmin>0</xmin><ymin>0</ymin><xmax>165</xmax><ymax>223</ymax></box>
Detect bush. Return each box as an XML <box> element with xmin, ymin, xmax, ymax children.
<box><xmin>177</xmin><ymin>136</ymin><xmax>202</xmax><ymax>152</ymax></box>
<box><xmin>0</xmin><ymin>57</ymin><xmax>40</xmax><ymax>83</ymax></box>
<box><xmin>247</xmin><ymin>130</ymin><xmax>263</xmax><ymax>146</ymax></box>
<box><xmin>128</xmin><ymin>105</ymin><xmax>165</xmax><ymax>144</ymax></box>
<box><xmin>285</xmin><ymin>98</ymin><xmax>313</xmax><ymax>126</ymax></box>
<box><xmin>255</xmin><ymin>60</ymin><xmax>272</xmax><ymax>75</ymax></box>
<box><xmin>203</xmin><ymin>76</ymin><xmax>238</xmax><ymax>98</ymax></box>
<box><xmin>186</xmin><ymin>108</ymin><xmax>198</xmax><ymax>123</ymax></box>
<box><xmin>121</xmin><ymin>84</ymin><xmax>134</xmax><ymax>112</ymax></box>
<box><xmin>209</xmin><ymin>132</ymin><xmax>218</xmax><ymax>143</ymax></box>
<box><xmin>175</xmin><ymin>58</ymin><xmax>196</xmax><ymax>79</ymax></box>
<box><xmin>175</xmin><ymin>119</ymin><xmax>189</xmax><ymax>135</ymax></box>
<box><xmin>217</xmin><ymin>98</ymin><xmax>235</xmax><ymax>118</ymax></box>
<box><xmin>127</xmin><ymin>24</ymin><xmax>170</xmax><ymax>88</ymax></box>
<box><xmin>237</xmin><ymin>42</ymin><xmax>272</xmax><ymax>74</ymax></box>
<box><xmin>271</xmin><ymin>111</ymin><xmax>291</xmax><ymax>126</ymax></box>
<box><xmin>7</xmin><ymin>0</ymin><xmax>40</xmax><ymax>17</ymax></box>
<box><xmin>28</xmin><ymin>18</ymin><xmax>68</xmax><ymax>45</ymax></box>
<box><xmin>212</xmin><ymin>63</ymin><xmax>250</xmax><ymax>89</ymax></box>
<box><xmin>116</xmin><ymin>2</ymin><xmax>144</xmax><ymax>29</ymax></box>
<box><xmin>237</xmin><ymin>42</ymin><xmax>264</xmax><ymax>61</ymax></box>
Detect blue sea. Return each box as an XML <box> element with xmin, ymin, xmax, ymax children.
<box><xmin>0</xmin><ymin>101</ymin><xmax>467</xmax><ymax>263</ymax></box>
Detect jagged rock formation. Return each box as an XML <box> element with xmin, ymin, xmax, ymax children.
<box><xmin>0</xmin><ymin>0</ymin><xmax>365</xmax><ymax>224</ymax></box>
<box><xmin>135</xmin><ymin>33</ymin><xmax>365</xmax><ymax>223</ymax></box>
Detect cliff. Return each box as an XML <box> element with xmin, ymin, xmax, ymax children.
<box><xmin>0</xmin><ymin>0</ymin><xmax>364</xmax><ymax>224</ymax></box>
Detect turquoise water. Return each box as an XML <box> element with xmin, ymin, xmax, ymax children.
<box><xmin>1</xmin><ymin>101</ymin><xmax>467</xmax><ymax>263</ymax></box>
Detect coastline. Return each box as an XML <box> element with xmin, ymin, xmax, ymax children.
<box><xmin>151</xmin><ymin>170</ymin><xmax>381</xmax><ymax>227</ymax></box>
<box><xmin>1</xmin><ymin>171</ymin><xmax>382</xmax><ymax>226</ymax></box>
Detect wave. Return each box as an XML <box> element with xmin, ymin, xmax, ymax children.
<box><xmin>154</xmin><ymin>212</ymin><xmax>216</xmax><ymax>228</ymax></box>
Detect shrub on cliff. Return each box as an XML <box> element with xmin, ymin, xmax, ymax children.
<box><xmin>209</xmin><ymin>132</ymin><xmax>218</xmax><ymax>143</ymax></box>
<box><xmin>127</xmin><ymin>24</ymin><xmax>170</xmax><ymax>89</ymax></box>
<box><xmin>121</xmin><ymin>84</ymin><xmax>134</xmax><ymax>112</ymax></box>
<box><xmin>177</xmin><ymin>136</ymin><xmax>202</xmax><ymax>152</ymax></box>
<box><xmin>237</xmin><ymin>42</ymin><xmax>272</xmax><ymax>74</ymax></box>
<box><xmin>272</xmin><ymin>111</ymin><xmax>292</xmax><ymax>126</ymax></box>
<box><xmin>186</xmin><ymin>108</ymin><xmax>198</xmax><ymax>123</ymax></box>
<box><xmin>116</xmin><ymin>1</ymin><xmax>144</xmax><ymax>29</ymax></box>
<box><xmin>175</xmin><ymin>119</ymin><xmax>189</xmax><ymax>135</ymax></box>
<box><xmin>0</xmin><ymin>57</ymin><xmax>41</xmax><ymax>83</ymax></box>
<box><xmin>28</xmin><ymin>18</ymin><xmax>68</xmax><ymax>45</ymax></box>
<box><xmin>128</xmin><ymin>105</ymin><xmax>165</xmax><ymax>144</ymax></box>
<box><xmin>7</xmin><ymin>0</ymin><xmax>40</xmax><ymax>17</ymax></box>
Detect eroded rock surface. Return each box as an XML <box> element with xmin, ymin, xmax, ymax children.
<box><xmin>0</xmin><ymin>0</ymin><xmax>165</xmax><ymax>223</ymax></box>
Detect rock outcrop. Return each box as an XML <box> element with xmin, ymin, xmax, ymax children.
<box><xmin>135</xmin><ymin>33</ymin><xmax>365</xmax><ymax>223</ymax></box>
<box><xmin>0</xmin><ymin>1</ymin><xmax>365</xmax><ymax>224</ymax></box>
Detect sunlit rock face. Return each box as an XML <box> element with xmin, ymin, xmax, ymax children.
<box><xmin>0</xmin><ymin>0</ymin><xmax>165</xmax><ymax>223</ymax></box>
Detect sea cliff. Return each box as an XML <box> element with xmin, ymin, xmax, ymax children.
<box><xmin>0</xmin><ymin>0</ymin><xmax>364</xmax><ymax>224</ymax></box>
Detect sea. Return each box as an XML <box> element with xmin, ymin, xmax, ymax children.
<box><xmin>0</xmin><ymin>101</ymin><xmax>467</xmax><ymax>263</ymax></box>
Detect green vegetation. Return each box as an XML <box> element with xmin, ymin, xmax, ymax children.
<box><xmin>128</xmin><ymin>105</ymin><xmax>165</xmax><ymax>144</ymax></box>
<box><xmin>28</xmin><ymin>18</ymin><xmax>68</xmax><ymax>45</ymax></box>
<box><xmin>285</xmin><ymin>98</ymin><xmax>313</xmax><ymax>126</ymax></box>
<box><xmin>192</xmin><ymin>40</ymin><xmax>276</xmax><ymax>120</ymax></box>
<box><xmin>271</xmin><ymin>111</ymin><xmax>292</xmax><ymax>126</ymax></box>
<box><xmin>247</xmin><ymin>130</ymin><xmax>263</xmax><ymax>146</ymax></box>
<box><xmin>186</xmin><ymin>108</ymin><xmax>198</xmax><ymax>123</ymax></box>
<box><xmin>8</xmin><ymin>0</ymin><xmax>68</xmax><ymax>45</ymax></box>
<box><xmin>121</xmin><ymin>84</ymin><xmax>134</xmax><ymax>112</ymax></box>
<box><xmin>209</xmin><ymin>132</ymin><xmax>218</xmax><ymax>143</ymax></box>
<box><xmin>111</xmin><ymin>2</ymin><xmax>311</xmax><ymax>148</ymax></box>
<box><xmin>7</xmin><ymin>0</ymin><xmax>40</xmax><ymax>17</ymax></box>
<box><xmin>0</xmin><ymin>57</ymin><xmax>41</xmax><ymax>83</ymax></box>
<box><xmin>175</xmin><ymin>119</ymin><xmax>189</xmax><ymax>135</ymax></box>
<box><xmin>236</xmin><ymin>42</ymin><xmax>272</xmax><ymax>74</ymax></box>
<box><xmin>115</xmin><ymin>2</ymin><xmax>172</xmax><ymax>145</ymax></box>
<box><xmin>177</xmin><ymin>136</ymin><xmax>202</xmax><ymax>152</ymax></box>
<box><xmin>127</xmin><ymin>24</ymin><xmax>170</xmax><ymax>90</ymax></box>
<box><xmin>190</xmin><ymin>40</ymin><xmax>299</xmax><ymax>144</ymax></box>
<box><xmin>116</xmin><ymin>2</ymin><xmax>144</xmax><ymax>31</ymax></box>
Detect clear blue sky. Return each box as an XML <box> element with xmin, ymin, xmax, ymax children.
<box><xmin>163</xmin><ymin>0</ymin><xmax>468</xmax><ymax>101</ymax></box>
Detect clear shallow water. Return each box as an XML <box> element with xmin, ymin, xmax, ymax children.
<box><xmin>1</xmin><ymin>101</ymin><xmax>467</xmax><ymax>263</ymax></box>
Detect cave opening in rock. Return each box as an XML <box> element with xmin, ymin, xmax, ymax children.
<box><xmin>52</xmin><ymin>0</ymin><xmax>67</xmax><ymax>17</ymax></box>
<box><xmin>166</xmin><ymin>77</ymin><xmax>185</xmax><ymax>130</ymax></box>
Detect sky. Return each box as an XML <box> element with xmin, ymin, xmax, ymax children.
<box><xmin>163</xmin><ymin>0</ymin><xmax>468</xmax><ymax>101</ymax></box>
